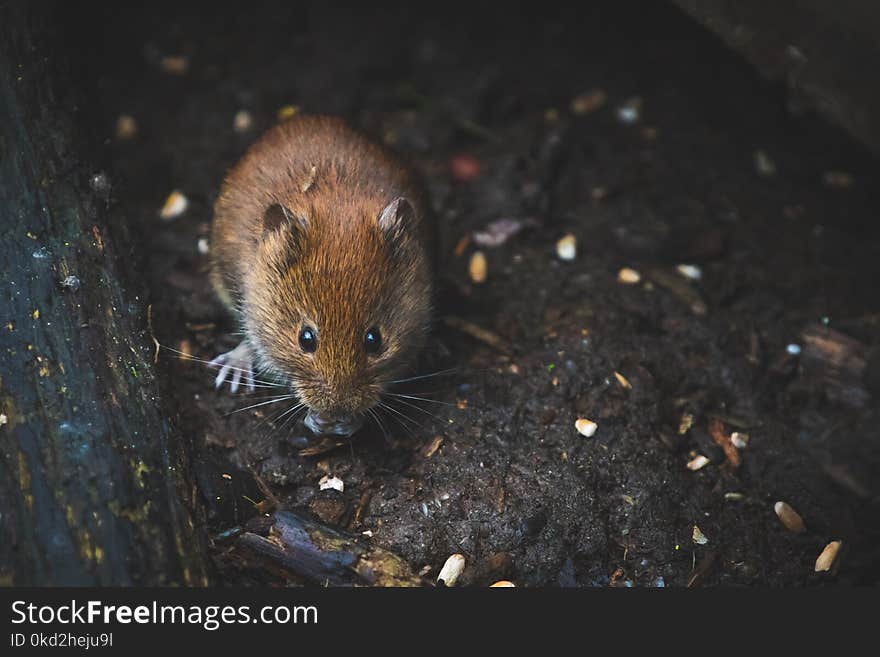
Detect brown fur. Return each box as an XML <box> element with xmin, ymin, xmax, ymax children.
<box><xmin>211</xmin><ymin>115</ymin><xmax>433</xmax><ymax>417</ymax></box>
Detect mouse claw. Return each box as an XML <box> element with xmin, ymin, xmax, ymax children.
<box><xmin>209</xmin><ymin>341</ymin><xmax>255</xmax><ymax>393</ymax></box>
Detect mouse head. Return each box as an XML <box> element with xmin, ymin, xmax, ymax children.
<box><xmin>243</xmin><ymin>196</ymin><xmax>431</xmax><ymax>436</ymax></box>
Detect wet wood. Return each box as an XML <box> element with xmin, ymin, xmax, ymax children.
<box><xmin>234</xmin><ymin>510</ymin><xmax>424</xmax><ymax>587</ymax></box>
<box><xmin>0</xmin><ymin>5</ymin><xmax>209</xmax><ymax>585</ymax></box>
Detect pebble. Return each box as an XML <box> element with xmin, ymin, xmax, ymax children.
<box><xmin>556</xmin><ymin>233</ymin><xmax>577</xmax><ymax>261</ymax></box>
<box><xmin>437</xmin><ymin>554</ymin><xmax>466</xmax><ymax>586</ymax></box>
<box><xmin>786</xmin><ymin>343</ymin><xmax>802</xmax><ymax>356</ymax></box>
<box><xmin>687</xmin><ymin>454</ymin><xmax>710</xmax><ymax>471</ymax></box>
<box><xmin>814</xmin><ymin>540</ymin><xmax>842</xmax><ymax>572</ymax></box>
<box><xmin>575</xmin><ymin>418</ymin><xmax>598</xmax><ymax>437</ymax></box>
<box><xmin>159</xmin><ymin>190</ymin><xmax>189</xmax><ymax>220</ymax></box>
<box><xmin>0</xmin><ymin>413</ymin><xmax>7</xmax><ymax>426</ymax></box>
<box><xmin>318</xmin><ymin>475</ymin><xmax>344</xmax><ymax>493</ymax></box>
<box><xmin>469</xmin><ymin>251</ymin><xmax>487</xmax><ymax>284</ymax></box>
<box><xmin>774</xmin><ymin>501</ymin><xmax>806</xmax><ymax>533</ymax></box>
<box><xmin>617</xmin><ymin>267</ymin><xmax>641</xmax><ymax>284</ymax></box>
<box><xmin>197</xmin><ymin>237</ymin><xmax>210</xmax><ymax>255</ymax></box>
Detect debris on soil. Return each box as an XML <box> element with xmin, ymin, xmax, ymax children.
<box><xmin>774</xmin><ymin>502</ymin><xmax>806</xmax><ymax>533</ymax></box>
<box><xmin>318</xmin><ymin>475</ymin><xmax>344</xmax><ymax>492</ymax></box>
<box><xmin>468</xmin><ymin>251</ymin><xmax>487</xmax><ymax>283</ymax></box>
<box><xmin>472</xmin><ymin>218</ymin><xmax>535</xmax><ymax>247</ymax></box>
<box><xmin>692</xmin><ymin>525</ymin><xmax>708</xmax><ymax>545</ymax></box>
<box><xmin>437</xmin><ymin>554</ymin><xmax>466</xmax><ymax>586</ymax></box>
<box><xmin>708</xmin><ymin>417</ymin><xmax>741</xmax><ymax>468</ymax></box>
<box><xmin>490</xmin><ymin>580</ymin><xmax>515</xmax><ymax>587</ymax></box>
<box><xmin>613</xmin><ymin>371</ymin><xmax>632</xmax><ymax>390</ymax></box>
<box><xmin>556</xmin><ymin>233</ymin><xmax>577</xmax><ymax>261</ymax></box>
<box><xmin>648</xmin><ymin>268</ymin><xmax>708</xmax><ymax>315</ymax></box>
<box><xmin>575</xmin><ymin>418</ymin><xmax>598</xmax><ymax>437</ymax></box>
<box><xmin>730</xmin><ymin>432</ymin><xmax>750</xmax><ymax>449</ymax></box>
<box><xmin>687</xmin><ymin>455</ymin><xmax>710</xmax><ymax>471</ymax></box>
<box><xmin>800</xmin><ymin>324</ymin><xmax>869</xmax><ymax>407</ymax></box>
<box><xmin>159</xmin><ymin>190</ymin><xmax>188</xmax><ymax>220</ymax></box>
<box><xmin>814</xmin><ymin>541</ymin><xmax>842</xmax><ymax>572</ymax></box>
<box><xmin>442</xmin><ymin>315</ymin><xmax>511</xmax><ymax>354</ymax></box>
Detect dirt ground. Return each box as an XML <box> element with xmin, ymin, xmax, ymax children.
<box><xmin>86</xmin><ymin>2</ymin><xmax>879</xmax><ymax>586</ymax></box>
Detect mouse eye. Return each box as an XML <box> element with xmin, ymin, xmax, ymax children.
<box><xmin>364</xmin><ymin>327</ymin><xmax>382</xmax><ymax>355</ymax></box>
<box><xmin>299</xmin><ymin>326</ymin><xmax>317</xmax><ymax>353</ymax></box>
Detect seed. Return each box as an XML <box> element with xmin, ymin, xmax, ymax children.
<box><xmin>724</xmin><ymin>492</ymin><xmax>745</xmax><ymax>501</ymax></box>
<box><xmin>318</xmin><ymin>475</ymin><xmax>344</xmax><ymax>493</ymax></box>
<box><xmin>277</xmin><ymin>105</ymin><xmax>300</xmax><ymax>121</ymax></box>
<box><xmin>774</xmin><ymin>501</ymin><xmax>806</xmax><ymax>533</ymax></box>
<box><xmin>159</xmin><ymin>190</ymin><xmax>188</xmax><ymax>220</ymax></box>
<box><xmin>617</xmin><ymin>267</ymin><xmax>641</xmax><ymax>284</ymax></box>
<box><xmin>160</xmin><ymin>55</ymin><xmax>189</xmax><ymax>75</ymax></box>
<box><xmin>692</xmin><ymin>525</ymin><xmax>709</xmax><ymax>545</ymax></box>
<box><xmin>730</xmin><ymin>432</ymin><xmax>750</xmax><ymax>449</ymax></box>
<box><xmin>437</xmin><ymin>554</ymin><xmax>466</xmax><ymax>586</ymax></box>
<box><xmin>814</xmin><ymin>541</ymin><xmax>842</xmax><ymax>572</ymax></box>
<box><xmin>613</xmin><ymin>371</ymin><xmax>632</xmax><ymax>389</ymax></box>
<box><xmin>754</xmin><ymin>149</ymin><xmax>776</xmax><ymax>177</ymax></box>
<box><xmin>822</xmin><ymin>171</ymin><xmax>853</xmax><ymax>189</ymax></box>
<box><xmin>687</xmin><ymin>455</ymin><xmax>710</xmax><ymax>471</ymax></box>
<box><xmin>676</xmin><ymin>264</ymin><xmax>702</xmax><ymax>280</ymax></box>
<box><xmin>575</xmin><ymin>418</ymin><xmax>598</xmax><ymax>437</ymax></box>
<box><xmin>233</xmin><ymin>110</ymin><xmax>253</xmax><ymax>133</ymax></box>
<box><xmin>115</xmin><ymin>114</ymin><xmax>138</xmax><ymax>140</ymax></box>
<box><xmin>490</xmin><ymin>580</ymin><xmax>516</xmax><ymax>587</ymax></box>
<box><xmin>616</xmin><ymin>97</ymin><xmax>642</xmax><ymax>124</ymax></box>
<box><xmin>556</xmin><ymin>233</ymin><xmax>577</xmax><ymax>261</ymax></box>
<box><xmin>469</xmin><ymin>251</ymin><xmax>487</xmax><ymax>284</ymax></box>
<box><xmin>570</xmin><ymin>89</ymin><xmax>607</xmax><ymax>115</ymax></box>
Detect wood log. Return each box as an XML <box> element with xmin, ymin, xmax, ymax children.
<box><xmin>0</xmin><ymin>4</ymin><xmax>210</xmax><ymax>585</ymax></box>
<box><xmin>232</xmin><ymin>511</ymin><xmax>425</xmax><ymax>587</ymax></box>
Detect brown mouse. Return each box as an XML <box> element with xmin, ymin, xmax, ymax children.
<box><xmin>209</xmin><ymin>114</ymin><xmax>433</xmax><ymax>436</ymax></box>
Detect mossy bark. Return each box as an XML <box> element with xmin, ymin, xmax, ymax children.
<box><xmin>0</xmin><ymin>4</ymin><xmax>210</xmax><ymax>585</ymax></box>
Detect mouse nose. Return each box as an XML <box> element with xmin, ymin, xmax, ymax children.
<box><xmin>304</xmin><ymin>409</ymin><xmax>364</xmax><ymax>437</ymax></box>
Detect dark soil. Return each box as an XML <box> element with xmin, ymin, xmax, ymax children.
<box><xmin>85</xmin><ymin>1</ymin><xmax>880</xmax><ymax>586</ymax></box>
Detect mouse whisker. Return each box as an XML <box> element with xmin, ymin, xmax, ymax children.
<box><xmin>383</xmin><ymin>392</ymin><xmax>454</xmax><ymax>406</ymax></box>
<box><xmin>225</xmin><ymin>394</ymin><xmax>299</xmax><ymax>416</ymax></box>
<box><xmin>388</xmin><ymin>368</ymin><xmax>459</xmax><ymax>385</ymax></box>
<box><xmin>383</xmin><ymin>396</ymin><xmax>446</xmax><ymax>423</ymax></box>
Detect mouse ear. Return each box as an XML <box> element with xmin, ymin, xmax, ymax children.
<box><xmin>377</xmin><ymin>197</ymin><xmax>414</xmax><ymax>245</ymax></box>
<box><xmin>263</xmin><ymin>203</ymin><xmax>306</xmax><ymax>239</ymax></box>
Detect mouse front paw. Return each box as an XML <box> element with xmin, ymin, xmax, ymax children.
<box><xmin>209</xmin><ymin>340</ymin><xmax>256</xmax><ymax>393</ymax></box>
